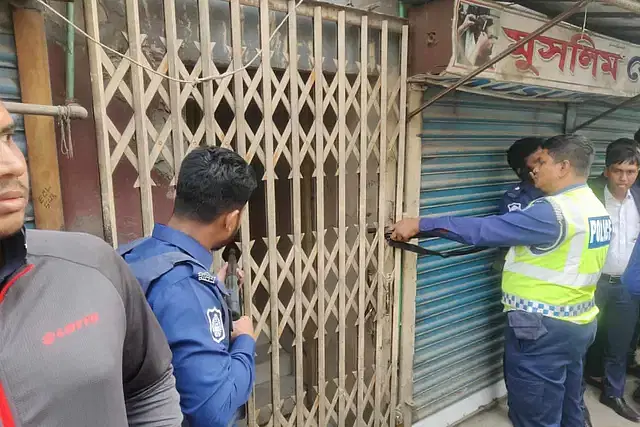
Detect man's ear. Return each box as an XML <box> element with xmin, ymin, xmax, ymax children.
<box><xmin>560</xmin><ymin>159</ymin><xmax>573</xmax><ymax>178</ymax></box>
<box><xmin>224</xmin><ymin>209</ymin><xmax>241</xmax><ymax>232</ymax></box>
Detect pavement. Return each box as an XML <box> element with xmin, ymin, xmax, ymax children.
<box><xmin>458</xmin><ymin>376</ymin><xmax>640</xmax><ymax>427</ymax></box>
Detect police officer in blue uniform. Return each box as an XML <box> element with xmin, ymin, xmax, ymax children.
<box><xmin>392</xmin><ymin>135</ymin><xmax>607</xmax><ymax>427</ymax></box>
<box><xmin>493</xmin><ymin>137</ymin><xmax>545</xmax><ymax>273</ymax></box>
<box><xmin>499</xmin><ymin>137</ymin><xmax>545</xmax><ymax>215</ymax></box>
<box><xmin>118</xmin><ymin>147</ymin><xmax>258</xmax><ymax>427</ymax></box>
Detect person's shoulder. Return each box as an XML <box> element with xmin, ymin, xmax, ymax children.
<box><xmin>149</xmin><ymin>270</ymin><xmax>224</xmax><ymax>315</ymax></box>
<box><xmin>26</xmin><ymin>230</ymin><xmax>134</xmax><ymax>293</ymax></box>
<box><xmin>503</xmin><ymin>182</ymin><xmax>524</xmax><ymax>197</ymax></box>
<box><xmin>587</xmin><ymin>174</ymin><xmax>606</xmax><ymax>193</ymax></box>
<box><xmin>502</xmin><ymin>182</ymin><xmax>527</xmax><ymax>212</ymax></box>
<box><xmin>26</xmin><ymin>229</ymin><xmax>115</xmax><ymax>265</ymax></box>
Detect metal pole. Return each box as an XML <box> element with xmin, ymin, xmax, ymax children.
<box><xmin>407</xmin><ymin>0</ymin><xmax>593</xmax><ymax>120</ymax></box>
<box><xmin>572</xmin><ymin>92</ymin><xmax>640</xmax><ymax>132</ymax></box>
<box><xmin>66</xmin><ymin>1</ymin><xmax>75</xmax><ymax>102</ymax></box>
<box><xmin>4</xmin><ymin>102</ymin><xmax>88</xmax><ymax>119</ymax></box>
<box><xmin>602</xmin><ymin>0</ymin><xmax>640</xmax><ymax>14</ymax></box>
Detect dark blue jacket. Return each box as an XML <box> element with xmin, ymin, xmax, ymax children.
<box><xmin>118</xmin><ymin>224</ymin><xmax>255</xmax><ymax>427</ymax></box>
<box><xmin>498</xmin><ymin>181</ymin><xmax>544</xmax><ymax>214</ymax></box>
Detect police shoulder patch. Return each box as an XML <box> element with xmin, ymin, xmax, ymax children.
<box><xmin>206</xmin><ymin>307</ymin><xmax>226</xmax><ymax>343</ymax></box>
<box><xmin>588</xmin><ymin>215</ymin><xmax>612</xmax><ymax>249</ymax></box>
<box><xmin>507</xmin><ymin>202</ymin><xmax>522</xmax><ymax>212</ymax></box>
<box><xmin>198</xmin><ymin>271</ymin><xmax>218</xmax><ymax>285</ymax></box>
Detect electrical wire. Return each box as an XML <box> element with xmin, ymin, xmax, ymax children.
<box><xmin>36</xmin><ymin>0</ymin><xmax>304</xmax><ymax>84</ymax></box>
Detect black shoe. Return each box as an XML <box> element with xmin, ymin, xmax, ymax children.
<box><xmin>584</xmin><ymin>405</ymin><xmax>593</xmax><ymax>427</ymax></box>
<box><xmin>584</xmin><ymin>375</ymin><xmax>604</xmax><ymax>391</ymax></box>
<box><xmin>600</xmin><ymin>394</ymin><xmax>640</xmax><ymax>422</ymax></box>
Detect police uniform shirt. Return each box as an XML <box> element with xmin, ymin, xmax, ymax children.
<box><xmin>498</xmin><ymin>180</ymin><xmax>545</xmax><ymax>215</ymax></box>
<box><xmin>120</xmin><ymin>224</ymin><xmax>255</xmax><ymax>427</ymax></box>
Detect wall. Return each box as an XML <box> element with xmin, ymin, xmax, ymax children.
<box><xmin>47</xmin><ymin>24</ymin><xmax>175</xmax><ymax>243</ymax></box>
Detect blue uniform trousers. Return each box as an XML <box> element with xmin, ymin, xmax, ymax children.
<box><xmin>505</xmin><ymin>311</ymin><xmax>597</xmax><ymax>427</ymax></box>
<box><xmin>585</xmin><ymin>275</ymin><xmax>639</xmax><ymax>397</ymax></box>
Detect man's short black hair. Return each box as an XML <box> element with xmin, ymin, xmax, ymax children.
<box><xmin>542</xmin><ymin>134</ymin><xmax>594</xmax><ymax>178</ymax></box>
<box><xmin>507</xmin><ymin>137</ymin><xmax>545</xmax><ymax>179</ymax></box>
<box><xmin>634</xmin><ymin>128</ymin><xmax>640</xmax><ymax>144</ymax></box>
<box><xmin>174</xmin><ymin>146</ymin><xmax>258</xmax><ymax>223</ymax></box>
<box><xmin>605</xmin><ymin>138</ymin><xmax>640</xmax><ymax>168</ymax></box>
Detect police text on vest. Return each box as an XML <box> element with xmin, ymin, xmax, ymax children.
<box><xmin>588</xmin><ymin>216</ymin><xmax>612</xmax><ymax>249</ymax></box>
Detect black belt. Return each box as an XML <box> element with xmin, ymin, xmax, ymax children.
<box><xmin>384</xmin><ymin>230</ymin><xmax>488</xmax><ymax>258</ymax></box>
<box><xmin>601</xmin><ymin>273</ymin><xmax>622</xmax><ymax>284</ymax></box>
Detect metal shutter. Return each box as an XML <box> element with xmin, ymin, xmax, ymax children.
<box><xmin>412</xmin><ymin>88</ymin><xmax>565</xmax><ymax>422</ymax></box>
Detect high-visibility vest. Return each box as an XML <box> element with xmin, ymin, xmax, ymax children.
<box><xmin>502</xmin><ymin>185</ymin><xmax>611</xmax><ymax>325</ymax></box>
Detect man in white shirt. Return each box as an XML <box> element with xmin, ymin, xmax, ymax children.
<box><xmin>585</xmin><ymin>138</ymin><xmax>640</xmax><ymax>423</ymax></box>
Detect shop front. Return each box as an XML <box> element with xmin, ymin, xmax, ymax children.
<box><xmin>404</xmin><ymin>0</ymin><xmax>640</xmax><ymax>425</ymax></box>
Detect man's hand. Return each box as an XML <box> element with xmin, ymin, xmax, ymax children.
<box><xmin>237</xmin><ymin>267</ymin><xmax>245</xmax><ymax>288</ymax></box>
<box><xmin>389</xmin><ymin>218</ymin><xmax>420</xmax><ymax>242</ymax></box>
<box><xmin>216</xmin><ymin>262</ymin><xmax>229</xmax><ymax>283</ymax></box>
<box><xmin>232</xmin><ymin>316</ymin><xmax>255</xmax><ymax>341</ymax></box>
<box><xmin>216</xmin><ymin>263</ymin><xmax>245</xmax><ymax>287</ymax></box>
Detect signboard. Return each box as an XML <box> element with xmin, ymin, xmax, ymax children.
<box><xmin>411</xmin><ymin>0</ymin><xmax>640</xmax><ymax>101</ymax></box>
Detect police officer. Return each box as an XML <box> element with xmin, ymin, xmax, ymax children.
<box><xmin>391</xmin><ymin>134</ymin><xmax>610</xmax><ymax>427</ymax></box>
<box><xmin>119</xmin><ymin>146</ymin><xmax>258</xmax><ymax>427</ymax></box>
<box><xmin>499</xmin><ymin>137</ymin><xmax>545</xmax><ymax>215</ymax></box>
<box><xmin>493</xmin><ymin>137</ymin><xmax>545</xmax><ymax>272</ymax></box>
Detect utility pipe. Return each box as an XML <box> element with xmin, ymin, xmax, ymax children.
<box><xmin>4</xmin><ymin>101</ymin><xmax>88</xmax><ymax>119</ymax></box>
<box><xmin>602</xmin><ymin>0</ymin><xmax>640</xmax><ymax>14</ymax></box>
<box><xmin>66</xmin><ymin>2</ymin><xmax>75</xmax><ymax>101</ymax></box>
<box><xmin>407</xmin><ymin>0</ymin><xmax>594</xmax><ymax>120</ymax></box>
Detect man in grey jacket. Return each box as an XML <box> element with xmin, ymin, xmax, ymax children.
<box><xmin>0</xmin><ymin>99</ymin><xmax>183</xmax><ymax>426</ymax></box>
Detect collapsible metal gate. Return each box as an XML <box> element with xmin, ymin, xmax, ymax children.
<box><xmin>82</xmin><ymin>0</ymin><xmax>408</xmax><ymax>425</ymax></box>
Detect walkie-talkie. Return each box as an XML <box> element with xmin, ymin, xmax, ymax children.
<box><xmin>221</xmin><ymin>242</ymin><xmax>242</xmax><ymax>321</ymax></box>
<box><xmin>221</xmin><ymin>242</ymin><xmax>246</xmax><ymax>424</ymax></box>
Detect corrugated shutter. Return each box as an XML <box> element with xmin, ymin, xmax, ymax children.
<box><xmin>0</xmin><ymin>5</ymin><xmax>34</xmax><ymax>228</ymax></box>
<box><xmin>412</xmin><ymin>88</ymin><xmax>565</xmax><ymax>421</ymax></box>
<box><xmin>573</xmin><ymin>104</ymin><xmax>639</xmax><ymax>176</ymax></box>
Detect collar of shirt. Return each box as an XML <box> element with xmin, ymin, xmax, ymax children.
<box><xmin>0</xmin><ymin>228</ymin><xmax>27</xmax><ymax>284</ymax></box>
<box><xmin>551</xmin><ymin>183</ymin><xmax>586</xmax><ymax>196</ymax></box>
<box><xmin>151</xmin><ymin>223</ymin><xmax>214</xmax><ymax>270</ymax></box>
<box><xmin>604</xmin><ymin>184</ymin><xmax>633</xmax><ymax>205</ymax></box>
<box><xmin>520</xmin><ymin>181</ymin><xmax>544</xmax><ymax>199</ymax></box>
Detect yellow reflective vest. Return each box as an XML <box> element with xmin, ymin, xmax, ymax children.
<box><xmin>502</xmin><ymin>185</ymin><xmax>611</xmax><ymax>324</ymax></box>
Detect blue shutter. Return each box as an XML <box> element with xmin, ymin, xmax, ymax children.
<box><xmin>412</xmin><ymin>88</ymin><xmax>565</xmax><ymax>421</ymax></box>
<box><xmin>0</xmin><ymin>7</ymin><xmax>35</xmax><ymax>228</ymax></box>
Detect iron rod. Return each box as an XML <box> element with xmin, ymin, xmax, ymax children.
<box><xmin>407</xmin><ymin>0</ymin><xmax>593</xmax><ymax>120</ymax></box>
<box><xmin>602</xmin><ymin>0</ymin><xmax>640</xmax><ymax>14</ymax></box>
<box><xmin>4</xmin><ymin>102</ymin><xmax>88</xmax><ymax>119</ymax></box>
